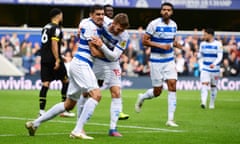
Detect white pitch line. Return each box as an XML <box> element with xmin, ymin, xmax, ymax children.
<box><xmin>0</xmin><ymin>116</ymin><xmax>185</xmax><ymax>134</ymax></box>
<box><xmin>0</xmin><ymin>130</ymin><xmax>180</xmax><ymax>137</ymax></box>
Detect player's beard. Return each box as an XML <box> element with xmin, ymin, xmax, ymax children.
<box><xmin>162</xmin><ymin>13</ymin><xmax>170</xmax><ymax>20</ymax></box>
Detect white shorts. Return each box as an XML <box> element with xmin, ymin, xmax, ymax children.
<box><xmin>67</xmin><ymin>58</ymin><xmax>99</xmax><ymax>101</ymax></box>
<box><xmin>150</xmin><ymin>61</ymin><xmax>177</xmax><ymax>87</ymax></box>
<box><xmin>200</xmin><ymin>70</ymin><xmax>220</xmax><ymax>86</ymax></box>
<box><xmin>93</xmin><ymin>62</ymin><xmax>121</xmax><ymax>88</ymax></box>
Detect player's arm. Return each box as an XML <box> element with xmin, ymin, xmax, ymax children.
<box><xmin>210</xmin><ymin>44</ymin><xmax>223</xmax><ymax>68</ymax></box>
<box><xmin>91</xmin><ymin>36</ymin><xmax>124</xmax><ymax>61</ymax></box>
<box><xmin>88</xmin><ymin>41</ymin><xmax>105</xmax><ymax>58</ymax></box>
<box><xmin>51</xmin><ymin>37</ymin><xmax>60</xmax><ymax>70</ymax></box>
<box><xmin>142</xmin><ymin>33</ymin><xmax>171</xmax><ymax>50</ymax></box>
<box><xmin>142</xmin><ymin>21</ymin><xmax>171</xmax><ymax>50</ymax></box>
<box><xmin>80</xmin><ymin>20</ymin><xmax>105</xmax><ymax>58</ymax></box>
<box><xmin>173</xmin><ymin>36</ymin><xmax>183</xmax><ymax>49</ymax></box>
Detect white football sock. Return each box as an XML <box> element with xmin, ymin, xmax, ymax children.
<box><xmin>201</xmin><ymin>85</ymin><xmax>208</xmax><ymax>105</ymax></box>
<box><xmin>168</xmin><ymin>91</ymin><xmax>176</xmax><ymax>121</ymax></box>
<box><xmin>141</xmin><ymin>88</ymin><xmax>155</xmax><ymax>101</ymax></box>
<box><xmin>73</xmin><ymin>98</ymin><xmax>98</xmax><ymax>133</ymax></box>
<box><xmin>210</xmin><ymin>87</ymin><xmax>217</xmax><ymax>106</ymax></box>
<box><xmin>110</xmin><ymin>98</ymin><xmax>122</xmax><ymax>130</ymax></box>
<box><xmin>33</xmin><ymin>102</ymin><xmax>65</xmax><ymax>127</ymax></box>
<box><xmin>77</xmin><ymin>95</ymin><xmax>88</xmax><ymax>120</ymax></box>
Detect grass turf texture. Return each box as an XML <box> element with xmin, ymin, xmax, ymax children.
<box><xmin>0</xmin><ymin>90</ymin><xmax>239</xmax><ymax>144</ymax></box>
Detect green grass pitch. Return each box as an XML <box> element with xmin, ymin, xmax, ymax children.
<box><xmin>0</xmin><ymin>90</ymin><xmax>239</xmax><ymax>144</ymax></box>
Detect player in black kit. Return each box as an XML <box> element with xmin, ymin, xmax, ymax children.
<box><xmin>39</xmin><ymin>8</ymin><xmax>74</xmax><ymax>117</ymax></box>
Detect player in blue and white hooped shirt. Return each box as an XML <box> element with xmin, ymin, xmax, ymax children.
<box><xmin>199</xmin><ymin>28</ymin><xmax>223</xmax><ymax>109</ymax></box>
<box><xmin>77</xmin><ymin>14</ymin><xmax>128</xmax><ymax>136</ymax></box>
<box><xmin>25</xmin><ymin>5</ymin><xmax>105</xmax><ymax>140</ymax></box>
<box><xmin>135</xmin><ymin>2</ymin><xmax>182</xmax><ymax>127</ymax></box>
<box><xmin>76</xmin><ymin>13</ymin><xmax>129</xmax><ymax>137</ymax></box>
<box><xmin>89</xmin><ymin>13</ymin><xmax>129</xmax><ymax>137</ymax></box>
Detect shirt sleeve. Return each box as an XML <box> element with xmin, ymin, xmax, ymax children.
<box><xmin>145</xmin><ymin>21</ymin><xmax>154</xmax><ymax>36</ymax></box>
<box><xmin>51</xmin><ymin>26</ymin><xmax>61</xmax><ymax>41</ymax></box>
<box><xmin>81</xmin><ymin>21</ymin><xmax>100</xmax><ymax>41</ymax></box>
<box><xmin>212</xmin><ymin>42</ymin><xmax>223</xmax><ymax>65</ymax></box>
<box><xmin>198</xmin><ymin>42</ymin><xmax>203</xmax><ymax>58</ymax></box>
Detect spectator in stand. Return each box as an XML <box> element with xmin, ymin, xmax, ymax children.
<box><xmin>192</xmin><ymin>52</ymin><xmax>200</xmax><ymax>77</ymax></box>
<box><xmin>1</xmin><ymin>35</ymin><xmax>14</xmax><ymax>61</ymax></box>
<box><xmin>126</xmin><ymin>57</ymin><xmax>138</xmax><ymax>77</ymax></box>
<box><xmin>129</xmin><ymin>33</ymin><xmax>142</xmax><ymax>62</ymax></box>
<box><xmin>63</xmin><ymin>50</ymin><xmax>73</xmax><ymax>76</ymax></box>
<box><xmin>228</xmin><ymin>51</ymin><xmax>240</xmax><ymax>76</ymax></box>
<box><xmin>10</xmin><ymin>33</ymin><xmax>20</xmax><ymax>56</ymax></box>
<box><xmin>120</xmin><ymin>53</ymin><xmax>128</xmax><ymax>76</ymax></box>
<box><xmin>136</xmin><ymin>26</ymin><xmax>145</xmax><ymax>64</ymax></box>
<box><xmin>125</xmin><ymin>42</ymin><xmax>137</xmax><ymax>59</ymax></box>
<box><xmin>31</xmin><ymin>56</ymin><xmax>41</xmax><ymax>75</ymax></box>
<box><xmin>22</xmin><ymin>50</ymin><xmax>34</xmax><ymax>74</ymax></box>
<box><xmin>175</xmin><ymin>53</ymin><xmax>185</xmax><ymax>76</ymax></box>
<box><xmin>3</xmin><ymin>44</ymin><xmax>14</xmax><ymax>61</ymax></box>
<box><xmin>220</xmin><ymin>58</ymin><xmax>231</xmax><ymax>77</ymax></box>
<box><xmin>67</xmin><ymin>34</ymin><xmax>78</xmax><ymax>54</ymax></box>
<box><xmin>22</xmin><ymin>33</ymin><xmax>30</xmax><ymax>44</ymax></box>
<box><xmin>32</xmin><ymin>42</ymin><xmax>41</xmax><ymax>56</ymax></box>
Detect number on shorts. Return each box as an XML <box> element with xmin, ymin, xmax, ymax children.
<box><xmin>113</xmin><ymin>69</ymin><xmax>121</xmax><ymax>76</ymax></box>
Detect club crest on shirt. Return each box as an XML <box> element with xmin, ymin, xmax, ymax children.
<box><xmin>120</xmin><ymin>41</ymin><xmax>127</xmax><ymax>48</ymax></box>
<box><xmin>55</xmin><ymin>28</ymin><xmax>60</xmax><ymax>37</ymax></box>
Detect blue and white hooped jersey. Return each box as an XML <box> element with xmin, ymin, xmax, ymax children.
<box><xmin>199</xmin><ymin>40</ymin><xmax>223</xmax><ymax>73</ymax></box>
<box><xmin>75</xmin><ymin>18</ymin><xmax>102</xmax><ymax>67</ymax></box>
<box><xmin>97</xmin><ymin>16</ymin><xmax>129</xmax><ymax>62</ymax></box>
<box><xmin>146</xmin><ymin>18</ymin><xmax>177</xmax><ymax>63</ymax></box>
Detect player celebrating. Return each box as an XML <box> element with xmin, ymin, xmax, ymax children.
<box><xmin>199</xmin><ymin>28</ymin><xmax>223</xmax><ymax>109</ymax></box>
<box><xmin>90</xmin><ymin>13</ymin><xmax>129</xmax><ymax>136</ymax></box>
<box><xmin>135</xmin><ymin>2</ymin><xmax>182</xmax><ymax>127</ymax></box>
<box><xmin>77</xmin><ymin>5</ymin><xmax>129</xmax><ymax>123</ymax></box>
<box><xmin>25</xmin><ymin>5</ymin><xmax>105</xmax><ymax>140</ymax></box>
<box><xmin>103</xmin><ymin>4</ymin><xmax>130</xmax><ymax>120</ymax></box>
<box><xmin>38</xmin><ymin>8</ymin><xmax>74</xmax><ymax>117</ymax></box>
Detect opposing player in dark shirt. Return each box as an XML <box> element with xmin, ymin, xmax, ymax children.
<box><xmin>39</xmin><ymin>8</ymin><xmax>74</xmax><ymax>117</ymax></box>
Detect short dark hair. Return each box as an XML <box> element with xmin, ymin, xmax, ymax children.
<box><xmin>205</xmin><ymin>28</ymin><xmax>215</xmax><ymax>36</ymax></box>
<box><xmin>104</xmin><ymin>4</ymin><xmax>113</xmax><ymax>9</ymax></box>
<box><xmin>161</xmin><ymin>2</ymin><xmax>174</xmax><ymax>10</ymax></box>
<box><xmin>90</xmin><ymin>4</ymin><xmax>104</xmax><ymax>14</ymax></box>
<box><xmin>49</xmin><ymin>8</ymin><xmax>62</xmax><ymax>19</ymax></box>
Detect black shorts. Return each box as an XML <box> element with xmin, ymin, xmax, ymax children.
<box><xmin>40</xmin><ymin>62</ymin><xmax>68</xmax><ymax>82</ymax></box>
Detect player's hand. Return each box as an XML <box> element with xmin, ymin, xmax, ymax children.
<box><xmin>173</xmin><ymin>41</ymin><xmax>183</xmax><ymax>49</ymax></box>
<box><xmin>54</xmin><ymin>59</ymin><xmax>60</xmax><ymax>70</ymax></box>
<box><xmin>210</xmin><ymin>64</ymin><xmax>215</xmax><ymax>69</ymax></box>
<box><xmin>91</xmin><ymin>36</ymin><xmax>103</xmax><ymax>47</ymax></box>
<box><xmin>163</xmin><ymin>44</ymin><xmax>171</xmax><ymax>50</ymax></box>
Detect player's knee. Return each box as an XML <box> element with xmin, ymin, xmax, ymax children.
<box><xmin>42</xmin><ymin>81</ymin><xmax>50</xmax><ymax>87</ymax></box>
<box><xmin>89</xmin><ymin>89</ymin><xmax>102</xmax><ymax>102</ymax></box>
<box><xmin>167</xmin><ymin>80</ymin><xmax>177</xmax><ymax>91</ymax></box>
<box><xmin>62</xmin><ymin>78</ymin><xmax>69</xmax><ymax>84</ymax></box>
<box><xmin>153</xmin><ymin>88</ymin><xmax>162</xmax><ymax>97</ymax></box>
<box><xmin>111</xmin><ymin>91</ymin><xmax>120</xmax><ymax>98</ymax></box>
<box><xmin>64</xmin><ymin>100</ymin><xmax>76</xmax><ymax>111</ymax></box>
<box><xmin>110</xmin><ymin>86</ymin><xmax>121</xmax><ymax>98</ymax></box>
